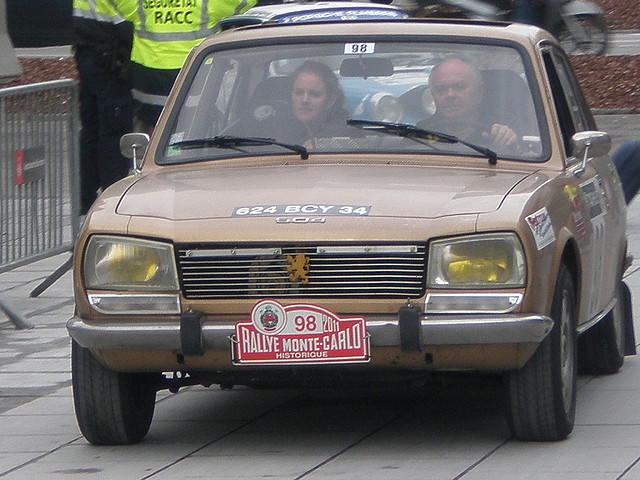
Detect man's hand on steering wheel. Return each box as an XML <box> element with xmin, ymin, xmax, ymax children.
<box><xmin>483</xmin><ymin>123</ymin><xmax>518</xmax><ymax>147</ymax></box>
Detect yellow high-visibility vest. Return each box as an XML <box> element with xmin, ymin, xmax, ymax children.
<box><xmin>73</xmin><ymin>0</ymin><xmax>124</xmax><ymax>24</ymax></box>
<box><xmin>111</xmin><ymin>0</ymin><xmax>255</xmax><ymax>71</ymax></box>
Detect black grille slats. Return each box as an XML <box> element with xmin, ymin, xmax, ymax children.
<box><xmin>177</xmin><ymin>245</ymin><xmax>426</xmax><ymax>299</ymax></box>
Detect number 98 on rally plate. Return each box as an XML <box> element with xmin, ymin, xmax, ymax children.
<box><xmin>232</xmin><ymin>299</ymin><xmax>370</xmax><ymax>365</ymax></box>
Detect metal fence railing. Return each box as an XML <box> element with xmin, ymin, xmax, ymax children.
<box><xmin>0</xmin><ymin>80</ymin><xmax>80</xmax><ymax>273</ymax></box>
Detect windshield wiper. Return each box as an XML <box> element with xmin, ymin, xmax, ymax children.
<box><xmin>171</xmin><ymin>135</ymin><xmax>309</xmax><ymax>160</ymax></box>
<box><xmin>347</xmin><ymin>119</ymin><xmax>497</xmax><ymax>165</ymax></box>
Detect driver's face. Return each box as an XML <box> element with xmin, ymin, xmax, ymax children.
<box><xmin>430</xmin><ymin>59</ymin><xmax>483</xmax><ymax>120</ymax></box>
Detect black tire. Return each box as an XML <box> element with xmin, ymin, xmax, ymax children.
<box><xmin>71</xmin><ymin>340</ymin><xmax>160</xmax><ymax>445</ymax></box>
<box><xmin>506</xmin><ymin>263</ymin><xmax>577</xmax><ymax>441</ymax></box>
<box><xmin>557</xmin><ymin>15</ymin><xmax>608</xmax><ymax>55</ymax></box>
<box><xmin>578</xmin><ymin>281</ymin><xmax>626</xmax><ymax>375</ymax></box>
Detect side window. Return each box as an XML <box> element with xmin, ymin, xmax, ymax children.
<box><xmin>541</xmin><ymin>47</ymin><xmax>593</xmax><ymax>154</ymax></box>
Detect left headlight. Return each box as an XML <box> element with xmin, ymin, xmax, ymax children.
<box><xmin>84</xmin><ymin>235</ymin><xmax>179</xmax><ymax>291</ymax></box>
<box><xmin>427</xmin><ymin>233</ymin><xmax>526</xmax><ymax>288</ymax></box>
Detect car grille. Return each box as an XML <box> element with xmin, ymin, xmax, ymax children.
<box><xmin>177</xmin><ymin>244</ymin><xmax>427</xmax><ymax>299</ymax></box>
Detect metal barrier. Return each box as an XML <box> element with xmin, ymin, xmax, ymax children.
<box><xmin>0</xmin><ymin>80</ymin><xmax>80</xmax><ymax>273</ymax></box>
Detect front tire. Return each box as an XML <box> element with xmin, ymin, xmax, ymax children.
<box><xmin>506</xmin><ymin>263</ymin><xmax>577</xmax><ymax>441</ymax></box>
<box><xmin>71</xmin><ymin>340</ymin><xmax>160</xmax><ymax>445</ymax></box>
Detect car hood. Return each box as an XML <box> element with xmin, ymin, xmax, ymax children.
<box><xmin>116</xmin><ymin>163</ymin><xmax>533</xmax><ymax>220</ymax></box>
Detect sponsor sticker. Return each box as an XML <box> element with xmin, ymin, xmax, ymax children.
<box><xmin>232</xmin><ymin>299</ymin><xmax>370</xmax><ymax>365</ymax></box>
<box><xmin>525</xmin><ymin>207</ymin><xmax>555</xmax><ymax>250</ymax></box>
<box><xmin>563</xmin><ymin>184</ymin><xmax>586</xmax><ymax>237</ymax></box>
<box><xmin>579</xmin><ymin>177</ymin><xmax>606</xmax><ymax>220</ymax></box>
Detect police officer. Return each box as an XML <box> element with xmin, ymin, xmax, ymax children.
<box><xmin>73</xmin><ymin>0</ymin><xmax>134</xmax><ymax>215</ymax></box>
<box><xmin>110</xmin><ymin>0</ymin><xmax>256</xmax><ymax>134</ymax></box>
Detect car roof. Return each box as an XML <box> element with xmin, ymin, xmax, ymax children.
<box><xmin>219</xmin><ymin>1</ymin><xmax>409</xmax><ymax>30</ymax></box>
<box><xmin>211</xmin><ymin>17</ymin><xmax>552</xmax><ymax>48</ymax></box>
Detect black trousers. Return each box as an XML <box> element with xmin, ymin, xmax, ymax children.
<box><xmin>76</xmin><ymin>51</ymin><xmax>133</xmax><ymax>214</ymax></box>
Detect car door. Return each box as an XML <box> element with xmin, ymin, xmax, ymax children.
<box><xmin>540</xmin><ymin>44</ymin><xmax>620</xmax><ymax>324</ymax></box>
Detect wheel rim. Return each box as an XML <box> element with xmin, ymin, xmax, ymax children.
<box><xmin>560</xmin><ymin>288</ymin><xmax>576</xmax><ymax>411</ymax></box>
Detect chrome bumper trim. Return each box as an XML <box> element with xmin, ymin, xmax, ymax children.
<box><xmin>67</xmin><ymin>314</ymin><xmax>553</xmax><ymax>351</ymax></box>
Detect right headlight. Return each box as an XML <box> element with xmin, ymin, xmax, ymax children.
<box><xmin>427</xmin><ymin>233</ymin><xmax>526</xmax><ymax>289</ymax></box>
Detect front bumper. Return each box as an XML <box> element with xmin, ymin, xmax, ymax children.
<box><xmin>67</xmin><ymin>313</ymin><xmax>553</xmax><ymax>352</ymax></box>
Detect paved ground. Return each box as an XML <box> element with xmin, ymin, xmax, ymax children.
<box><xmin>0</xmin><ymin>114</ymin><xmax>639</xmax><ymax>479</ymax></box>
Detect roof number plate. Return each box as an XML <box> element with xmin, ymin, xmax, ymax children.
<box><xmin>344</xmin><ymin>42</ymin><xmax>375</xmax><ymax>54</ymax></box>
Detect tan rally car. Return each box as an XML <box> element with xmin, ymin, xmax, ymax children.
<box><xmin>68</xmin><ymin>18</ymin><xmax>635</xmax><ymax>445</ymax></box>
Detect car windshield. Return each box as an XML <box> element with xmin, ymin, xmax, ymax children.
<box><xmin>162</xmin><ymin>40</ymin><xmax>547</xmax><ymax>164</ymax></box>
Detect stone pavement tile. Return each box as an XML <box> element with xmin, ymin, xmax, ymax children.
<box><xmin>0</xmin><ymin>453</ymin><xmax>46</xmax><ymax>478</ymax></box>
<box><xmin>4</xmin><ymin>393</ymin><xmax>73</xmax><ymax>417</ymax></box>
<box><xmin>24</xmin><ymin>314</ymin><xmax>73</xmax><ymax>329</ymax></box>
<box><xmin>302</xmin><ymin>456</ymin><xmax>492</xmax><ymax>480</ymax></box>
<box><xmin>294</xmin><ymin>425</ymin><xmax>509</xmax><ymax>479</ymax></box>
<box><xmin>0</xmin><ymin>433</ymin><xmax>78</xmax><ymax>454</ymax></box>
<box><xmin>6</xmin><ymin>438</ymin><xmax>269</xmax><ymax>480</ymax></box>
<box><xmin>454</xmin><ymin>427</ymin><xmax>640</xmax><ymax>480</ymax></box>
<box><xmin>0</xmin><ymin>454</ymin><xmax>174</xmax><ymax>480</ymax></box>
<box><xmin>576</xmin><ymin>387</ymin><xmax>640</xmax><ymax>426</ymax></box>
<box><xmin>5</xmin><ymin>325</ymin><xmax>70</xmax><ymax>339</ymax></box>
<box><xmin>578</xmin><ymin>357</ymin><xmax>640</xmax><ymax>392</ymax></box>
<box><xmin>155</xmin><ymin>438</ymin><xmax>350</xmax><ymax>479</ymax></box>
<box><xmin>0</xmin><ymin>418</ymin><xmax>80</xmax><ymax>476</ymax></box>
<box><xmin>0</xmin><ymin>382</ymin><xmax>73</xmax><ymax>415</ymax></box>
<box><xmin>0</xmin><ymin>406</ymin><xmax>77</xmax><ymax>437</ymax></box>
<box><xmin>0</xmin><ymin>337</ymin><xmax>69</xmax><ymax>364</ymax></box>
<box><xmin>7</xmin><ymin>253</ymin><xmax>73</xmax><ymax>274</ymax></box>
<box><xmin>0</xmin><ymin>296</ymin><xmax>71</xmax><ymax>321</ymax></box>
<box><xmin>23</xmin><ymin>348</ymin><xmax>70</xmax><ymax>361</ymax></box>
<box><xmin>9</xmin><ymin>327</ymin><xmax>70</xmax><ymax>341</ymax></box>
<box><xmin>574</xmin><ymin>359</ymin><xmax>640</xmax><ymax>427</ymax></box>
<box><xmin>193</xmin><ymin>431</ymin><xmax>363</xmax><ymax>457</ymax></box>
<box><xmin>5</xmin><ymin>357</ymin><xmax>69</xmax><ymax>373</ymax></box>
<box><xmin>0</xmin><ymin>373</ymin><xmax>70</xmax><ymax>389</ymax></box>
<box><xmin>619</xmin><ymin>461</ymin><xmax>640</xmax><ymax>480</ymax></box>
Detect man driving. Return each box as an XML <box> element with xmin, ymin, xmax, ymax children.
<box><xmin>417</xmin><ymin>56</ymin><xmax>518</xmax><ymax>149</ymax></box>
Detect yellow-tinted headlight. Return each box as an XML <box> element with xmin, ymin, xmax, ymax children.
<box><xmin>84</xmin><ymin>236</ymin><xmax>178</xmax><ymax>290</ymax></box>
<box><xmin>428</xmin><ymin>233</ymin><xmax>526</xmax><ymax>288</ymax></box>
<box><xmin>95</xmin><ymin>244</ymin><xmax>160</xmax><ymax>283</ymax></box>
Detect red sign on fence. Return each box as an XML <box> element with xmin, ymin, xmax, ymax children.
<box><xmin>14</xmin><ymin>150</ymin><xmax>24</xmax><ymax>185</ymax></box>
<box><xmin>15</xmin><ymin>146</ymin><xmax>45</xmax><ymax>186</ymax></box>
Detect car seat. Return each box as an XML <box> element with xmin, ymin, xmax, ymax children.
<box><xmin>227</xmin><ymin>75</ymin><xmax>294</xmax><ymax>139</ymax></box>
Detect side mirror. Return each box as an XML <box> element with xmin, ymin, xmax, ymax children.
<box><xmin>570</xmin><ymin>131</ymin><xmax>610</xmax><ymax>176</ymax></box>
<box><xmin>120</xmin><ymin>133</ymin><xmax>150</xmax><ymax>174</ymax></box>
<box><xmin>570</xmin><ymin>130</ymin><xmax>611</xmax><ymax>158</ymax></box>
